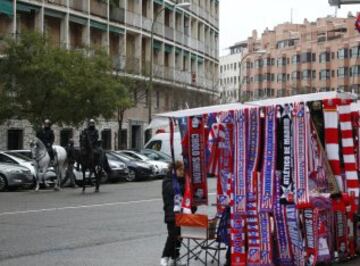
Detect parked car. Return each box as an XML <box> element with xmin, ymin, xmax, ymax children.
<box><xmin>144</xmin><ymin>132</ymin><xmax>183</xmax><ymax>161</ymax></box>
<box><xmin>109</xmin><ymin>151</ymin><xmax>154</xmax><ymax>182</ymax></box>
<box><xmin>117</xmin><ymin>150</ymin><xmax>169</xmax><ymax>178</ymax></box>
<box><xmin>6</xmin><ymin>150</ymin><xmax>32</xmax><ymax>159</ymax></box>
<box><xmin>1</xmin><ymin>151</ymin><xmax>57</xmax><ymax>181</ymax></box>
<box><xmin>138</xmin><ymin>149</ymin><xmax>172</xmax><ymax>164</ymax></box>
<box><xmin>0</xmin><ymin>162</ymin><xmax>33</xmax><ymax>191</ymax></box>
<box><xmin>105</xmin><ymin>152</ymin><xmax>129</xmax><ymax>182</ymax></box>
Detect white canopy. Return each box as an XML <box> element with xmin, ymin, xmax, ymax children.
<box><xmin>147</xmin><ymin>92</ymin><xmax>357</xmax><ymax>129</ymax></box>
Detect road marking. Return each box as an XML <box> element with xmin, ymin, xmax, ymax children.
<box><xmin>0</xmin><ymin>192</ymin><xmax>216</xmax><ymax>217</ymax></box>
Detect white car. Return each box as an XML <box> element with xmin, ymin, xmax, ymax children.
<box><xmin>117</xmin><ymin>150</ymin><xmax>169</xmax><ymax>178</ymax></box>
<box><xmin>0</xmin><ymin>151</ymin><xmax>57</xmax><ymax>181</ymax></box>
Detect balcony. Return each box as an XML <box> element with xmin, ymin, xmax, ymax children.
<box><xmin>45</xmin><ymin>0</ymin><xmax>67</xmax><ymax>7</ymax></box>
<box><xmin>90</xmin><ymin>0</ymin><xmax>107</xmax><ymax>19</ymax></box>
<box><xmin>125</xmin><ymin>56</ymin><xmax>141</xmax><ymax>75</ymax></box>
<box><xmin>198</xmin><ymin>42</ymin><xmax>205</xmax><ymax>53</ymax></box>
<box><xmin>175</xmin><ymin>30</ymin><xmax>183</xmax><ymax>44</ymax></box>
<box><xmin>183</xmin><ymin>34</ymin><xmax>190</xmax><ymax>47</ymax></box>
<box><xmin>164</xmin><ymin>26</ymin><xmax>174</xmax><ymax>41</ymax></box>
<box><xmin>153</xmin><ymin>64</ymin><xmax>165</xmax><ymax>79</ymax></box>
<box><xmin>126</xmin><ymin>10</ymin><xmax>141</xmax><ymax>28</ymax></box>
<box><xmin>112</xmin><ymin>56</ymin><xmax>126</xmax><ymax>72</ymax></box>
<box><xmin>69</xmin><ymin>0</ymin><xmax>88</xmax><ymax>13</ymax></box>
<box><xmin>191</xmin><ymin>4</ymin><xmax>199</xmax><ymax>15</ymax></box>
<box><xmin>142</xmin><ymin>16</ymin><xmax>152</xmax><ymax>32</ymax></box>
<box><xmin>164</xmin><ymin>66</ymin><xmax>174</xmax><ymax>81</ymax></box>
<box><xmin>110</xmin><ymin>6</ymin><xmax>125</xmax><ymax>23</ymax></box>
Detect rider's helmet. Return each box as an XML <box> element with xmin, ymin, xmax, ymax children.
<box><xmin>68</xmin><ymin>138</ymin><xmax>74</xmax><ymax>145</ymax></box>
<box><xmin>88</xmin><ymin>119</ymin><xmax>95</xmax><ymax>129</ymax></box>
<box><xmin>44</xmin><ymin>119</ymin><xmax>51</xmax><ymax>128</ymax></box>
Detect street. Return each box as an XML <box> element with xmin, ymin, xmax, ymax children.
<box><xmin>0</xmin><ymin>179</ymin><xmax>359</xmax><ymax>266</ymax></box>
<box><xmin>0</xmin><ymin>179</ymin><xmax>219</xmax><ymax>266</ymax></box>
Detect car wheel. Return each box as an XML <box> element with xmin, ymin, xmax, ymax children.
<box><xmin>0</xmin><ymin>174</ymin><xmax>8</xmax><ymax>192</ymax></box>
<box><xmin>125</xmin><ymin>170</ymin><xmax>136</xmax><ymax>182</ymax></box>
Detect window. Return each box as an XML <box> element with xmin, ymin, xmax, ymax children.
<box><xmin>101</xmin><ymin>129</ymin><xmax>112</xmax><ymax>150</ymax></box>
<box><xmin>337</xmin><ymin>48</ymin><xmax>348</xmax><ymax>59</ymax></box>
<box><xmin>156</xmin><ymin>91</ymin><xmax>160</xmax><ymax>109</ymax></box>
<box><xmin>255</xmin><ymin>59</ymin><xmax>263</xmax><ymax>68</ymax></box>
<box><xmin>263</xmin><ymin>58</ymin><xmax>274</xmax><ymax>66</ymax></box>
<box><xmin>302</xmin><ymin>70</ymin><xmax>311</xmax><ymax>80</ymax></box>
<box><xmin>255</xmin><ymin>75</ymin><xmax>262</xmax><ymax>82</ymax></box>
<box><xmin>337</xmin><ymin>67</ymin><xmax>349</xmax><ymax>77</ymax></box>
<box><xmin>234</xmin><ymin>63</ymin><xmax>237</xmax><ymax>70</ymax></box>
<box><xmin>277</xmin><ymin>57</ymin><xmax>287</xmax><ymax>67</ymax></box>
<box><xmin>291</xmin><ymin>71</ymin><xmax>300</xmax><ymax>80</ymax></box>
<box><xmin>7</xmin><ymin>129</ymin><xmax>23</xmax><ymax>150</ymax></box>
<box><xmin>319</xmin><ymin>69</ymin><xmax>330</xmax><ymax>80</ymax></box>
<box><xmin>0</xmin><ymin>154</ymin><xmax>17</xmax><ymax>164</ymax></box>
<box><xmin>292</xmin><ymin>54</ymin><xmax>300</xmax><ymax>64</ymax></box>
<box><xmin>220</xmin><ymin>66</ymin><xmax>223</xmax><ymax>73</ymax></box>
<box><xmin>351</xmin><ymin>65</ymin><xmax>360</xmax><ymax>76</ymax></box>
<box><xmin>350</xmin><ymin>47</ymin><xmax>360</xmax><ymax>58</ymax></box>
<box><xmin>263</xmin><ymin>73</ymin><xmax>274</xmax><ymax>82</ymax></box>
<box><xmin>319</xmin><ymin>52</ymin><xmax>330</xmax><ymax>63</ymax></box>
<box><xmin>300</xmin><ymin>52</ymin><xmax>315</xmax><ymax>63</ymax></box>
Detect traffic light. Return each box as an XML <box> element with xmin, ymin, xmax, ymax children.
<box><xmin>329</xmin><ymin>0</ymin><xmax>360</xmax><ymax>7</ymax></box>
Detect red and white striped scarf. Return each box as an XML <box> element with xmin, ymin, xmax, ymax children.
<box><xmin>338</xmin><ymin>100</ymin><xmax>360</xmax><ymax>204</ymax></box>
<box><xmin>323</xmin><ymin>99</ymin><xmax>344</xmax><ymax>192</ymax></box>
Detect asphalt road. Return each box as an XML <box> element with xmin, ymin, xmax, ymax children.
<box><xmin>0</xmin><ymin>179</ymin><xmax>359</xmax><ymax>266</ymax></box>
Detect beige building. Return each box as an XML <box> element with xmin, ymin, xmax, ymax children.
<box><xmin>0</xmin><ymin>0</ymin><xmax>219</xmax><ymax>150</ymax></box>
<box><xmin>240</xmin><ymin>15</ymin><xmax>360</xmax><ymax>101</ymax></box>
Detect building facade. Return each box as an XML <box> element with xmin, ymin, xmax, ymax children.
<box><xmin>0</xmin><ymin>0</ymin><xmax>219</xmax><ymax>150</ymax></box>
<box><xmin>240</xmin><ymin>15</ymin><xmax>360</xmax><ymax>101</ymax></box>
<box><xmin>219</xmin><ymin>41</ymin><xmax>246</xmax><ymax>103</ymax></box>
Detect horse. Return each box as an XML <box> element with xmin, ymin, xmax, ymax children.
<box><xmin>30</xmin><ymin>137</ymin><xmax>67</xmax><ymax>191</ymax></box>
<box><xmin>77</xmin><ymin>131</ymin><xmax>106</xmax><ymax>193</ymax></box>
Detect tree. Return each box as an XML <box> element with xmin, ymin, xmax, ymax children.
<box><xmin>0</xmin><ymin>31</ymin><xmax>126</xmax><ymax>129</ymax></box>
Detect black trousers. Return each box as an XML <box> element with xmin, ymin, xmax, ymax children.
<box><xmin>162</xmin><ymin>222</ymin><xmax>182</xmax><ymax>259</ymax></box>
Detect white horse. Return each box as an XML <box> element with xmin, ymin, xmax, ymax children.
<box><xmin>30</xmin><ymin>137</ymin><xmax>67</xmax><ymax>191</ymax></box>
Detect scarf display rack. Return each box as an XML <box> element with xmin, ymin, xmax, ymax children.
<box><xmin>153</xmin><ymin>92</ymin><xmax>360</xmax><ymax>266</ymax></box>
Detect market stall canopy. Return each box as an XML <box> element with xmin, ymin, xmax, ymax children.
<box><xmin>245</xmin><ymin>91</ymin><xmax>356</xmax><ymax>106</ymax></box>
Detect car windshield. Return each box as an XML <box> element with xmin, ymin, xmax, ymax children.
<box><xmin>5</xmin><ymin>152</ymin><xmax>31</xmax><ymax>162</ymax></box>
<box><xmin>112</xmin><ymin>152</ymin><xmax>132</xmax><ymax>162</ymax></box>
<box><xmin>148</xmin><ymin>150</ymin><xmax>171</xmax><ymax>160</ymax></box>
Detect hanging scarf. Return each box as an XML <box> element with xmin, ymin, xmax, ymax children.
<box><xmin>207</xmin><ymin>112</ymin><xmax>220</xmax><ymax>176</ymax></box>
<box><xmin>273</xmin><ymin>170</ymin><xmax>293</xmax><ymax>265</ymax></box>
<box><xmin>286</xmin><ymin>204</ymin><xmax>305</xmax><ymax>266</ymax></box>
<box><xmin>170</xmin><ymin>118</ymin><xmax>182</xmax><ymax>213</ymax></box>
<box><xmin>303</xmin><ymin>205</ymin><xmax>319</xmax><ymax>266</ymax></box>
<box><xmin>279</xmin><ymin>104</ymin><xmax>295</xmax><ymax>204</ymax></box>
<box><xmin>259</xmin><ymin>212</ymin><xmax>273</xmax><ymax>265</ymax></box>
<box><xmin>187</xmin><ymin>115</ymin><xmax>208</xmax><ymax>206</ymax></box>
<box><xmin>332</xmin><ymin>197</ymin><xmax>348</xmax><ymax>259</ymax></box>
<box><xmin>323</xmin><ymin>99</ymin><xmax>344</xmax><ymax>192</ymax></box>
<box><xmin>246</xmin><ymin>108</ymin><xmax>262</xmax><ymax>266</ymax></box>
<box><xmin>338</xmin><ymin>101</ymin><xmax>360</xmax><ymax>205</ymax></box>
<box><xmin>260</xmin><ymin>106</ymin><xmax>276</xmax><ymax>212</ymax></box>
<box><xmin>231</xmin><ymin>109</ymin><xmax>247</xmax><ymax>266</ymax></box>
<box><xmin>293</xmin><ymin>103</ymin><xmax>310</xmax><ymax>205</ymax></box>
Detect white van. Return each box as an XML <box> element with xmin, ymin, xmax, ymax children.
<box><xmin>144</xmin><ymin>132</ymin><xmax>183</xmax><ymax>161</ymax></box>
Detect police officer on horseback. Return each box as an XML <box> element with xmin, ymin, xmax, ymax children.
<box><xmin>36</xmin><ymin>119</ymin><xmax>55</xmax><ymax>162</ymax></box>
<box><xmin>82</xmin><ymin>119</ymin><xmax>99</xmax><ymax>151</ymax></box>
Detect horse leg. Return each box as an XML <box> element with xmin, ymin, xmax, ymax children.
<box><xmin>82</xmin><ymin>168</ymin><xmax>86</xmax><ymax>193</ymax></box>
<box><xmin>34</xmin><ymin>174</ymin><xmax>40</xmax><ymax>191</ymax></box>
<box><xmin>54</xmin><ymin>156</ymin><xmax>61</xmax><ymax>192</ymax></box>
<box><xmin>94</xmin><ymin>167</ymin><xmax>99</xmax><ymax>193</ymax></box>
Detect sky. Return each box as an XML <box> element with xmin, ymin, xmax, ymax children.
<box><xmin>219</xmin><ymin>0</ymin><xmax>358</xmax><ymax>55</ymax></box>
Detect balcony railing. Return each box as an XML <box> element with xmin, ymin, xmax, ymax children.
<box><xmin>126</xmin><ymin>10</ymin><xmax>142</xmax><ymax>28</ymax></box>
<box><xmin>142</xmin><ymin>16</ymin><xmax>152</xmax><ymax>32</ymax></box>
<box><xmin>183</xmin><ymin>34</ymin><xmax>190</xmax><ymax>47</ymax></box>
<box><xmin>90</xmin><ymin>0</ymin><xmax>107</xmax><ymax>19</ymax></box>
<box><xmin>69</xmin><ymin>0</ymin><xmax>88</xmax><ymax>13</ymax></box>
<box><xmin>124</xmin><ymin>56</ymin><xmax>141</xmax><ymax>75</ymax></box>
<box><xmin>191</xmin><ymin>4</ymin><xmax>199</xmax><ymax>15</ymax></box>
<box><xmin>45</xmin><ymin>0</ymin><xmax>67</xmax><ymax>7</ymax></box>
<box><xmin>175</xmin><ymin>31</ymin><xmax>183</xmax><ymax>44</ymax></box>
<box><xmin>164</xmin><ymin>26</ymin><xmax>174</xmax><ymax>41</ymax></box>
<box><xmin>153</xmin><ymin>21</ymin><xmax>164</xmax><ymax>36</ymax></box>
<box><xmin>110</xmin><ymin>7</ymin><xmax>125</xmax><ymax>23</ymax></box>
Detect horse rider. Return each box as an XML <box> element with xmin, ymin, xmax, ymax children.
<box><xmin>82</xmin><ymin>119</ymin><xmax>99</xmax><ymax>152</ymax></box>
<box><xmin>36</xmin><ymin>119</ymin><xmax>55</xmax><ymax>162</ymax></box>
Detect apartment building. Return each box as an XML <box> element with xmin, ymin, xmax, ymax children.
<box><xmin>219</xmin><ymin>41</ymin><xmax>246</xmax><ymax>103</ymax></box>
<box><xmin>240</xmin><ymin>15</ymin><xmax>360</xmax><ymax>101</ymax></box>
<box><xmin>0</xmin><ymin>0</ymin><xmax>219</xmax><ymax>150</ymax></box>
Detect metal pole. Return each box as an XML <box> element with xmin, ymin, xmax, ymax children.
<box><xmin>149</xmin><ymin>7</ymin><xmax>166</xmax><ymax>124</ymax></box>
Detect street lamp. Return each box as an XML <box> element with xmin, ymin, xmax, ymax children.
<box><xmin>148</xmin><ymin>2</ymin><xmax>191</xmax><ymax>124</ymax></box>
<box><xmin>238</xmin><ymin>50</ymin><xmax>266</xmax><ymax>102</ymax></box>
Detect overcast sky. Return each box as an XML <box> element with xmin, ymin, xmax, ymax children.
<box><xmin>219</xmin><ymin>0</ymin><xmax>357</xmax><ymax>55</ymax></box>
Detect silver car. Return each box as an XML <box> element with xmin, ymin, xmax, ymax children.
<box><xmin>0</xmin><ymin>162</ymin><xmax>34</xmax><ymax>191</ymax></box>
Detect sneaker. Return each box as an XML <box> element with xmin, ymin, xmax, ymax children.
<box><xmin>168</xmin><ymin>258</ymin><xmax>186</xmax><ymax>266</ymax></box>
<box><xmin>160</xmin><ymin>257</ymin><xmax>169</xmax><ymax>266</ymax></box>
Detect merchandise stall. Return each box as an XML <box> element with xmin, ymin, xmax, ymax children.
<box><xmin>153</xmin><ymin>91</ymin><xmax>360</xmax><ymax>266</ymax></box>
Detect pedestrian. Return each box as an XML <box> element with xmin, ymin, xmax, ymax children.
<box><xmin>64</xmin><ymin>138</ymin><xmax>77</xmax><ymax>188</ymax></box>
<box><xmin>160</xmin><ymin>160</ymin><xmax>186</xmax><ymax>266</ymax></box>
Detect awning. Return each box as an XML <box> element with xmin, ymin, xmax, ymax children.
<box><xmin>245</xmin><ymin>91</ymin><xmax>356</xmax><ymax>106</ymax></box>
<box><xmin>69</xmin><ymin>15</ymin><xmax>87</xmax><ymax>26</ymax></box>
<box><xmin>0</xmin><ymin>0</ymin><xmax>12</xmax><ymax>16</ymax></box>
<box><xmin>197</xmin><ymin>56</ymin><xmax>204</xmax><ymax>64</ymax></box>
<box><xmin>183</xmin><ymin>50</ymin><xmax>190</xmax><ymax>56</ymax></box>
<box><xmin>45</xmin><ymin>9</ymin><xmax>64</xmax><ymax>19</ymax></box>
<box><xmin>153</xmin><ymin>40</ymin><xmax>162</xmax><ymax>50</ymax></box>
<box><xmin>16</xmin><ymin>2</ymin><xmax>40</xmax><ymax>13</ymax></box>
<box><xmin>109</xmin><ymin>25</ymin><xmax>124</xmax><ymax>34</ymax></box>
<box><xmin>154</xmin><ymin>0</ymin><xmax>163</xmax><ymax>5</ymax></box>
<box><xmin>191</xmin><ymin>53</ymin><xmax>197</xmax><ymax>60</ymax></box>
<box><xmin>90</xmin><ymin>20</ymin><xmax>107</xmax><ymax>31</ymax></box>
<box><xmin>175</xmin><ymin>47</ymin><xmax>182</xmax><ymax>55</ymax></box>
<box><xmin>165</xmin><ymin>2</ymin><xmax>174</xmax><ymax>11</ymax></box>
<box><xmin>164</xmin><ymin>44</ymin><xmax>173</xmax><ymax>53</ymax></box>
